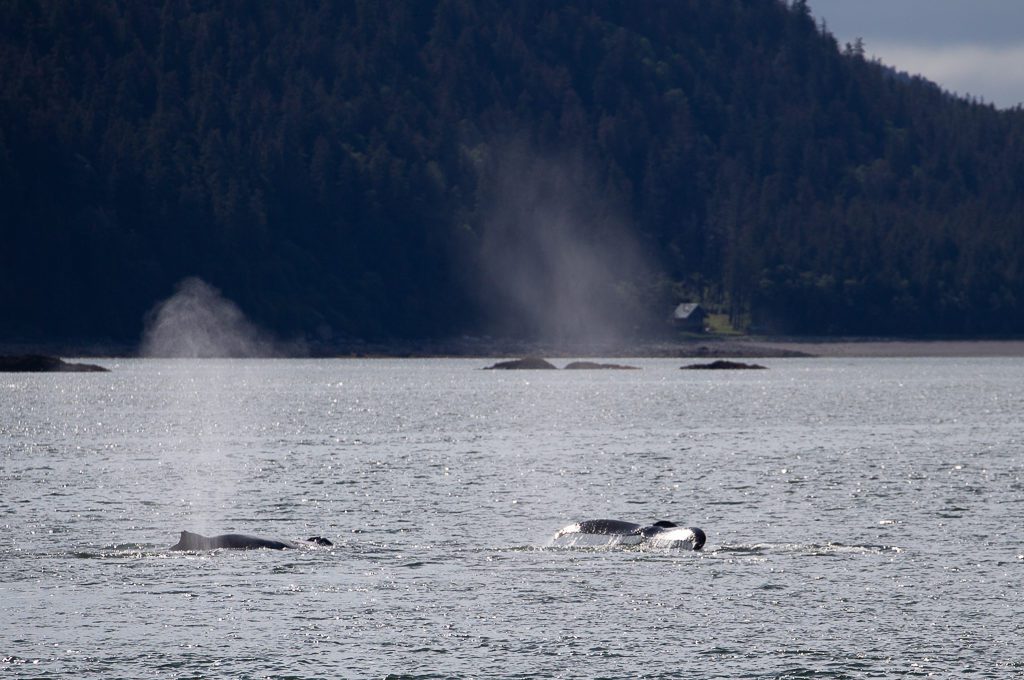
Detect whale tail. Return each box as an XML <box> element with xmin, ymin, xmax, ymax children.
<box><xmin>639</xmin><ymin>520</ymin><xmax>680</xmax><ymax>538</ymax></box>
<box><xmin>554</xmin><ymin>520</ymin><xmax>706</xmax><ymax>550</ymax></box>
<box><xmin>641</xmin><ymin>525</ymin><xmax>706</xmax><ymax>550</ymax></box>
<box><xmin>307</xmin><ymin>536</ymin><xmax>333</xmax><ymax>546</ymax></box>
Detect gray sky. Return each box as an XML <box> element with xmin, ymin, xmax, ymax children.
<box><xmin>806</xmin><ymin>0</ymin><xmax>1024</xmax><ymax>108</ymax></box>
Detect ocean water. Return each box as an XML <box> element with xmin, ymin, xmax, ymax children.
<box><xmin>2</xmin><ymin>358</ymin><xmax>1022</xmax><ymax>678</ymax></box>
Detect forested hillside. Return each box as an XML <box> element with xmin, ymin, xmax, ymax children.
<box><xmin>3</xmin><ymin>0</ymin><xmax>1023</xmax><ymax>348</ymax></box>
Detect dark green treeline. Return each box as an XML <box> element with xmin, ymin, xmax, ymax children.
<box><xmin>2</xmin><ymin>0</ymin><xmax>1023</xmax><ymax>346</ymax></box>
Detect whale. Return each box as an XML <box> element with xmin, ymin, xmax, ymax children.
<box><xmin>170</xmin><ymin>530</ymin><xmax>333</xmax><ymax>551</ymax></box>
<box><xmin>554</xmin><ymin>519</ymin><xmax>706</xmax><ymax>550</ymax></box>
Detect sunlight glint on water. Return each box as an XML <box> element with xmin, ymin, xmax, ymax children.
<box><xmin>2</xmin><ymin>358</ymin><xmax>1023</xmax><ymax>677</ymax></box>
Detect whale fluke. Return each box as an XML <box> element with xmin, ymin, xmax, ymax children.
<box><xmin>558</xmin><ymin>519</ymin><xmax>644</xmax><ymax>537</ymax></box>
<box><xmin>307</xmin><ymin>536</ymin><xmax>333</xmax><ymax>546</ymax></box>
<box><xmin>682</xmin><ymin>526</ymin><xmax>707</xmax><ymax>551</ymax></box>
<box><xmin>554</xmin><ymin>519</ymin><xmax>705</xmax><ymax>550</ymax></box>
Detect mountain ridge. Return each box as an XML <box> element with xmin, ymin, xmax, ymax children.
<box><xmin>2</xmin><ymin>0</ymin><xmax>1023</xmax><ymax>348</ymax></box>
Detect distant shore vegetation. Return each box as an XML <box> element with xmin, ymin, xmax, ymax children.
<box><xmin>2</xmin><ymin>0</ymin><xmax>1023</xmax><ymax>349</ymax></box>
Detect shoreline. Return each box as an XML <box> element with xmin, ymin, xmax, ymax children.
<box><xmin>5</xmin><ymin>338</ymin><xmax>1024</xmax><ymax>360</ymax></box>
<box><xmin>312</xmin><ymin>337</ymin><xmax>1024</xmax><ymax>359</ymax></box>
<box><xmin>744</xmin><ymin>338</ymin><xmax>1024</xmax><ymax>358</ymax></box>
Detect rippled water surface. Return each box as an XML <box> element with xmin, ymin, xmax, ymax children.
<box><xmin>2</xmin><ymin>358</ymin><xmax>1023</xmax><ymax>677</ymax></box>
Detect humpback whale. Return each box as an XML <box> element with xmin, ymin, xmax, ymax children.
<box><xmin>170</xmin><ymin>530</ymin><xmax>333</xmax><ymax>551</ymax></box>
<box><xmin>554</xmin><ymin>519</ymin><xmax>706</xmax><ymax>550</ymax></box>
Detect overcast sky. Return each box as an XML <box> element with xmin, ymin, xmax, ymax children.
<box><xmin>806</xmin><ymin>0</ymin><xmax>1024</xmax><ymax>109</ymax></box>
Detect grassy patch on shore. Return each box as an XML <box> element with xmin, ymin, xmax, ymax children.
<box><xmin>705</xmin><ymin>313</ymin><xmax>744</xmax><ymax>336</ymax></box>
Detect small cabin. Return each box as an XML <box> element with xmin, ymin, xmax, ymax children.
<box><xmin>672</xmin><ymin>303</ymin><xmax>707</xmax><ymax>332</ymax></box>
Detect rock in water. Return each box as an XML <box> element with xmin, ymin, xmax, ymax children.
<box><xmin>563</xmin><ymin>361</ymin><xmax>639</xmax><ymax>370</ymax></box>
<box><xmin>681</xmin><ymin>359</ymin><xmax>766</xmax><ymax>370</ymax></box>
<box><xmin>485</xmin><ymin>357</ymin><xmax>557</xmax><ymax>370</ymax></box>
<box><xmin>0</xmin><ymin>355</ymin><xmax>108</xmax><ymax>372</ymax></box>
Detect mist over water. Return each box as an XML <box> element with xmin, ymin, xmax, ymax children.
<box><xmin>476</xmin><ymin>144</ymin><xmax>658</xmax><ymax>347</ymax></box>
<box><xmin>137</xmin><ymin>276</ymin><xmax>288</xmax><ymax>530</ymax></box>
<box><xmin>139</xmin><ymin>277</ymin><xmax>294</xmax><ymax>357</ymax></box>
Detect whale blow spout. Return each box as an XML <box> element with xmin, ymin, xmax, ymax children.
<box><xmin>170</xmin><ymin>530</ymin><xmax>332</xmax><ymax>551</ymax></box>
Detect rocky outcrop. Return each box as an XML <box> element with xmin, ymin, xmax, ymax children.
<box><xmin>681</xmin><ymin>359</ymin><xmax>766</xmax><ymax>370</ymax></box>
<box><xmin>0</xmin><ymin>355</ymin><xmax>109</xmax><ymax>372</ymax></box>
<box><xmin>485</xmin><ymin>356</ymin><xmax>558</xmax><ymax>370</ymax></box>
<box><xmin>563</xmin><ymin>361</ymin><xmax>639</xmax><ymax>370</ymax></box>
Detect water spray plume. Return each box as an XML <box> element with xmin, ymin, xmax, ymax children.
<box><xmin>476</xmin><ymin>143</ymin><xmax>658</xmax><ymax>348</ymax></box>
<box><xmin>139</xmin><ymin>277</ymin><xmax>279</xmax><ymax>357</ymax></box>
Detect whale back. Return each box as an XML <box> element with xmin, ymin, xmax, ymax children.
<box><xmin>170</xmin><ymin>531</ymin><xmax>296</xmax><ymax>550</ymax></box>
<box><xmin>214</xmin><ymin>533</ymin><xmax>295</xmax><ymax>550</ymax></box>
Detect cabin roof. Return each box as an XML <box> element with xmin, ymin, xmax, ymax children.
<box><xmin>673</xmin><ymin>303</ymin><xmax>704</xmax><ymax>320</ymax></box>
